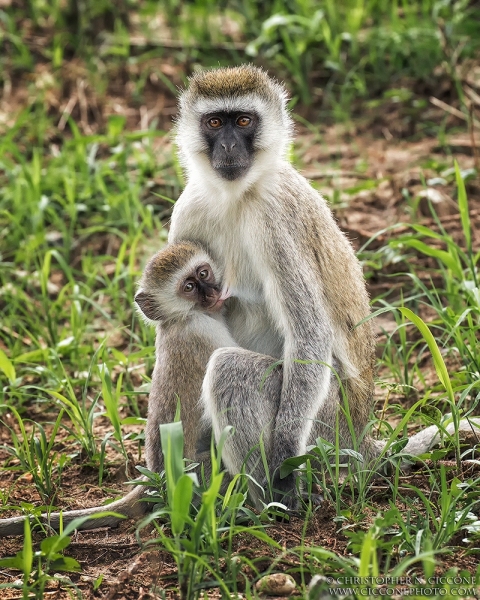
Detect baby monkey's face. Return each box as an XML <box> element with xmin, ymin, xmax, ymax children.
<box><xmin>179</xmin><ymin>262</ymin><xmax>226</xmax><ymax>312</ymax></box>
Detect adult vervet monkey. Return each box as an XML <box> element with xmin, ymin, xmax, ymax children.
<box><xmin>170</xmin><ymin>64</ymin><xmax>377</xmax><ymax>508</ymax></box>
<box><xmin>0</xmin><ymin>242</ymin><xmax>235</xmax><ymax>536</ymax></box>
<box><xmin>170</xmin><ymin>65</ymin><xmax>480</xmax><ymax>508</ymax></box>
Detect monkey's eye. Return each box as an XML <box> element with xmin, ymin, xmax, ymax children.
<box><xmin>183</xmin><ymin>281</ymin><xmax>195</xmax><ymax>293</ymax></box>
<box><xmin>207</xmin><ymin>117</ymin><xmax>223</xmax><ymax>129</ymax></box>
<box><xmin>236</xmin><ymin>116</ymin><xmax>251</xmax><ymax>127</ymax></box>
<box><xmin>198</xmin><ymin>269</ymin><xmax>209</xmax><ymax>279</ymax></box>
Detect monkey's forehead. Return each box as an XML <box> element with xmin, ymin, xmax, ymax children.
<box><xmin>181</xmin><ymin>66</ymin><xmax>287</xmax><ymax>107</ymax></box>
<box><xmin>144</xmin><ymin>242</ymin><xmax>210</xmax><ymax>279</ymax></box>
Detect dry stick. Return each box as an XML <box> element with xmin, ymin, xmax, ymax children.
<box><xmin>464</xmin><ymin>84</ymin><xmax>480</xmax><ymax>108</ymax></box>
<box><xmin>58</xmin><ymin>95</ymin><xmax>78</xmax><ymax>131</ymax></box>
<box><xmin>77</xmin><ymin>79</ymin><xmax>93</xmax><ymax>135</ymax></box>
<box><xmin>430</xmin><ymin>96</ymin><xmax>480</xmax><ymax>129</ymax></box>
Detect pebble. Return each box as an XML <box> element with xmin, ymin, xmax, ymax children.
<box><xmin>255</xmin><ymin>573</ymin><xmax>296</xmax><ymax>596</ymax></box>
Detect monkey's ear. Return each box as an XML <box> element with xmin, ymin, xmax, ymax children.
<box><xmin>135</xmin><ymin>291</ymin><xmax>161</xmax><ymax>321</ymax></box>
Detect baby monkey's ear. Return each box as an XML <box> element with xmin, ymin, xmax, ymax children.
<box><xmin>135</xmin><ymin>291</ymin><xmax>162</xmax><ymax>322</ymax></box>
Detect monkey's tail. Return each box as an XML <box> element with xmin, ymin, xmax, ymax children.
<box><xmin>402</xmin><ymin>418</ymin><xmax>480</xmax><ymax>456</ymax></box>
<box><xmin>369</xmin><ymin>417</ymin><xmax>480</xmax><ymax>463</ymax></box>
<box><xmin>0</xmin><ymin>483</ymin><xmax>148</xmax><ymax>537</ymax></box>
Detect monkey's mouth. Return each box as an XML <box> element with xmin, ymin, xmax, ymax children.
<box><xmin>213</xmin><ymin>163</ymin><xmax>250</xmax><ymax>181</ymax></box>
<box><xmin>203</xmin><ymin>293</ymin><xmax>226</xmax><ymax>312</ymax></box>
<box><xmin>210</xmin><ymin>297</ymin><xmax>226</xmax><ymax>311</ymax></box>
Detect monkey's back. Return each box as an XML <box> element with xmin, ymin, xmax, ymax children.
<box><xmin>145</xmin><ymin>315</ymin><xmax>236</xmax><ymax>474</ymax></box>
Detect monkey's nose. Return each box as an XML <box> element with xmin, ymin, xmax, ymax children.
<box><xmin>221</xmin><ymin>142</ymin><xmax>236</xmax><ymax>153</ymax></box>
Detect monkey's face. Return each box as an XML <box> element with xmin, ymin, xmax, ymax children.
<box><xmin>180</xmin><ymin>263</ymin><xmax>225</xmax><ymax>312</ymax></box>
<box><xmin>136</xmin><ymin>243</ymin><xmax>227</xmax><ymax>324</ymax></box>
<box><xmin>176</xmin><ymin>67</ymin><xmax>294</xmax><ymax>184</ymax></box>
<box><xmin>200</xmin><ymin>112</ymin><xmax>258</xmax><ymax>181</ymax></box>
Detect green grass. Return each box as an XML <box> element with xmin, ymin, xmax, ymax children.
<box><xmin>1</xmin><ymin>2</ymin><xmax>480</xmax><ymax>598</ymax></box>
<box><xmin>0</xmin><ymin>111</ymin><xmax>169</xmax><ymax>475</ymax></box>
<box><xmin>1</xmin><ymin>117</ymin><xmax>479</xmax><ymax>597</ymax></box>
<box><xmin>2</xmin><ymin>0</ymin><xmax>480</xmax><ymax>118</ymax></box>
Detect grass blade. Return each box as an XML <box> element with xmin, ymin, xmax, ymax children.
<box><xmin>0</xmin><ymin>349</ymin><xmax>16</xmax><ymax>383</ymax></box>
<box><xmin>398</xmin><ymin>308</ymin><xmax>454</xmax><ymax>403</ymax></box>
<box><xmin>455</xmin><ymin>160</ymin><xmax>471</xmax><ymax>254</ymax></box>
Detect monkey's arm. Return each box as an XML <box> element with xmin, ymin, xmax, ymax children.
<box><xmin>259</xmin><ymin>234</ymin><xmax>334</xmax><ymax>506</ymax></box>
<box><xmin>0</xmin><ymin>484</ymin><xmax>147</xmax><ymax>537</ymax></box>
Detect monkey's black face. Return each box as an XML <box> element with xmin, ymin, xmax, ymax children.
<box><xmin>181</xmin><ymin>264</ymin><xmax>224</xmax><ymax>312</ymax></box>
<box><xmin>201</xmin><ymin>111</ymin><xmax>258</xmax><ymax>180</ymax></box>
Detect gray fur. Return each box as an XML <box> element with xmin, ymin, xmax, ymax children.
<box><xmin>0</xmin><ymin>486</ymin><xmax>146</xmax><ymax>537</ymax></box>
<box><xmin>202</xmin><ymin>349</ymin><xmax>346</xmax><ymax>508</ymax></box>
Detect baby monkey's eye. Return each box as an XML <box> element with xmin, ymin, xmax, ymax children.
<box><xmin>236</xmin><ymin>116</ymin><xmax>251</xmax><ymax>127</ymax></box>
<box><xmin>183</xmin><ymin>281</ymin><xmax>195</xmax><ymax>293</ymax></box>
<box><xmin>208</xmin><ymin>117</ymin><xmax>222</xmax><ymax>128</ymax></box>
<box><xmin>198</xmin><ymin>269</ymin><xmax>209</xmax><ymax>279</ymax></box>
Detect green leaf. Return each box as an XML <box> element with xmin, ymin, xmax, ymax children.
<box><xmin>93</xmin><ymin>574</ymin><xmax>104</xmax><ymax>590</ymax></box>
<box><xmin>60</xmin><ymin>513</ymin><xmax>126</xmax><ymax>537</ymax></box>
<box><xmin>280</xmin><ymin>454</ymin><xmax>311</xmax><ymax>477</ymax></box>
<box><xmin>41</xmin><ymin>534</ymin><xmax>71</xmax><ymax>555</ymax></box>
<box><xmin>160</xmin><ymin>420</ymin><xmax>185</xmax><ymax>490</ymax></box>
<box><xmin>455</xmin><ymin>160</ymin><xmax>471</xmax><ymax>253</ymax></box>
<box><xmin>0</xmin><ymin>554</ymin><xmax>25</xmax><ymax>570</ymax></box>
<box><xmin>359</xmin><ymin>528</ymin><xmax>377</xmax><ymax>577</ymax></box>
<box><xmin>213</xmin><ymin>425</ymin><xmax>234</xmax><ymax>473</ymax></box>
<box><xmin>450</xmin><ymin>477</ymin><xmax>463</xmax><ymax>499</ymax></box>
<box><xmin>171</xmin><ymin>475</ymin><xmax>193</xmax><ymax>536</ymax></box>
<box><xmin>50</xmin><ymin>556</ymin><xmax>82</xmax><ymax>572</ymax></box>
<box><xmin>99</xmin><ymin>363</ymin><xmax>122</xmax><ymax>442</ymax></box>
<box><xmin>121</xmin><ymin>416</ymin><xmax>146</xmax><ymax>426</ymax></box>
<box><xmin>392</xmin><ymin>239</ymin><xmax>462</xmax><ymax>278</ymax></box>
<box><xmin>23</xmin><ymin>519</ymin><xmax>33</xmax><ymax>578</ymax></box>
<box><xmin>234</xmin><ymin>526</ymin><xmax>282</xmax><ymax>548</ymax></box>
<box><xmin>13</xmin><ymin>349</ymin><xmax>48</xmax><ymax>363</ymax></box>
<box><xmin>409</xmin><ymin>223</ymin><xmax>447</xmax><ymax>240</ymax></box>
<box><xmin>107</xmin><ymin>115</ymin><xmax>126</xmax><ymax>138</ymax></box>
<box><xmin>0</xmin><ymin>348</ymin><xmax>16</xmax><ymax>383</ymax></box>
<box><xmin>110</xmin><ymin>348</ymin><xmax>128</xmax><ymax>365</ymax></box>
<box><xmin>193</xmin><ymin>472</ymin><xmax>224</xmax><ymax>537</ymax></box>
<box><xmin>398</xmin><ymin>308</ymin><xmax>454</xmax><ymax>402</ymax></box>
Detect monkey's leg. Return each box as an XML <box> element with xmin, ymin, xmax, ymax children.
<box><xmin>201</xmin><ymin>347</ymin><xmax>283</xmax><ymax>509</ymax></box>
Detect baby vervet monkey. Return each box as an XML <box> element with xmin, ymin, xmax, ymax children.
<box><xmin>135</xmin><ymin>240</ymin><xmax>235</xmax><ymax>475</ymax></box>
<box><xmin>137</xmin><ymin>242</ymin><xmax>343</xmax><ymax>510</ymax></box>
<box><xmin>0</xmin><ymin>242</ymin><xmax>237</xmax><ymax>536</ymax></box>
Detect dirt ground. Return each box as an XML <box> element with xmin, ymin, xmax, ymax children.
<box><xmin>1</xmin><ymin>57</ymin><xmax>480</xmax><ymax>598</ymax></box>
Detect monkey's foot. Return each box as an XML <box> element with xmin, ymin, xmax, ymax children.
<box><xmin>271</xmin><ymin>473</ymin><xmax>300</xmax><ymax>510</ymax></box>
<box><xmin>264</xmin><ymin>473</ymin><xmax>324</xmax><ymax>520</ymax></box>
<box><xmin>301</xmin><ymin>492</ymin><xmax>324</xmax><ymax>507</ymax></box>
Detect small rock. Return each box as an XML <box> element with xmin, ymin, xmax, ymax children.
<box><xmin>417</xmin><ymin>187</ymin><xmax>456</xmax><ymax>217</ymax></box>
<box><xmin>255</xmin><ymin>573</ymin><xmax>296</xmax><ymax>596</ymax></box>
